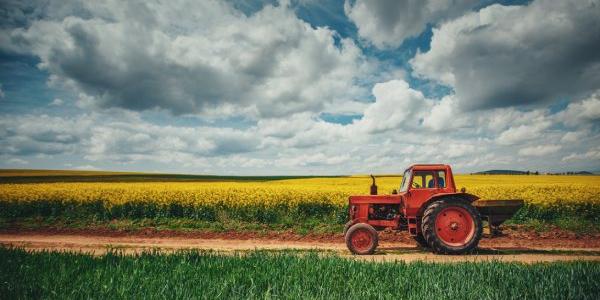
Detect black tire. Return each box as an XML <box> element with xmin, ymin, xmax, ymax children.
<box><xmin>422</xmin><ymin>198</ymin><xmax>482</xmax><ymax>254</ymax></box>
<box><xmin>413</xmin><ymin>233</ymin><xmax>429</xmax><ymax>248</ymax></box>
<box><xmin>345</xmin><ymin>223</ymin><xmax>378</xmax><ymax>255</ymax></box>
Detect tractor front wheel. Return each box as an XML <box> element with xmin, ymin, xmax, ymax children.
<box><xmin>345</xmin><ymin>223</ymin><xmax>378</xmax><ymax>255</ymax></box>
<box><xmin>422</xmin><ymin>199</ymin><xmax>482</xmax><ymax>254</ymax></box>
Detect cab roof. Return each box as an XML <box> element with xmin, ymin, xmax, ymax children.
<box><xmin>408</xmin><ymin>164</ymin><xmax>450</xmax><ymax>171</ymax></box>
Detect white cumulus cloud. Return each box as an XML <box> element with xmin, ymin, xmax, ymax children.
<box><xmin>519</xmin><ymin>145</ymin><xmax>562</xmax><ymax>157</ymax></box>
<box><xmin>345</xmin><ymin>0</ymin><xmax>476</xmax><ymax>48</ymax></box>
<box><xmin>411</xmin><ymin>0</ymin><xmax>600</xmax><ymax>110</ymax></box>
<box><xmin>352</xmin><ymin>79</ymin><xmax>431</xmax><ymax>133</ymax></box>
<box><xmin>1</xmin><ymin>1</ymin><xmax>369</xmax><ymax>118</ymax></box>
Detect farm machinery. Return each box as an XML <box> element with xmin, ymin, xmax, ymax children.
<box><xmin>344</xmin><ymin>164</ymin><xmax>523</xmax><ymax>255</ymax></box>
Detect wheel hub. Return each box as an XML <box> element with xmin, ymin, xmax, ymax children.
<box><xmin>351</xmin><ymin>229</ymin><xmax>373</xmax><ymax>250</ymax></box>
<box><xmin>434</xmin><ymin>206</ymin><xmax>475</xmax><ymax>247</ymax></box>
<box><xmin>449</xmin><ymin>222</ymin><xmax>459</xmax><ymax>230</ymax></box>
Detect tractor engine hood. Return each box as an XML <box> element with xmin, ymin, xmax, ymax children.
<box><xmin>348</xmin><ymin>194</ymin><xmax>403</xmax><ymax>205</ymax></box>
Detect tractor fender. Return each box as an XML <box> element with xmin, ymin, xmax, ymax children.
<box><xmin>416</xmin><ymin>192</ymin><xmax>480</xmax><ymax>217</ymax></box>
<box><xmin>343</xmin><ymin>220</ymin><xmax>355</xmax><ymax>235</ymax></box>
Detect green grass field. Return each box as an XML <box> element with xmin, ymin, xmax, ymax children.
<box><xmin>1</xmin><ymin>247</ymin><xmax>598</xmax><ymax>299</ymax></box>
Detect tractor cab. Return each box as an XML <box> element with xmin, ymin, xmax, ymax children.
<box><xmin>399</xmin><ymin>164</ymin><xmax>472</xmax><ymax>220</ymax></box>
<box><xmin>400</xmin><ymin>164</ymin><xmax>455</xmax><ymax>192</ymax></box>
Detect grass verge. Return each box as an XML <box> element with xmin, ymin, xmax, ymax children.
<box><xmin>0</xmin><ymin>216</ymin><xmax>343</xmax><ymax>235</ymax></box>
<box><xmin>505</xmin><ymin>217</ymin><xmax>600</xmax><ymax>234</ymax></box>
<box><xmin>2</xmin><ymin>215</ymin><xmax>598</xmax><ymax>236</ymax></box>
<box><xmin>1</xmin><ymin>247</ymin><xmax>599</xmax><ymax>299</ymax></box>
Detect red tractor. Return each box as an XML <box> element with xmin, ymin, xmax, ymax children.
<box><xmin>344</xmin><ymin>164</ymin><xmax>523</xmax><ymax>255</ymax></box>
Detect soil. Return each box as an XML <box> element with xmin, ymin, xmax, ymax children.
<box><xmin>2</xmin><ymin>228</ymin><xmax>600</xmax><ymax>263</ymax></box>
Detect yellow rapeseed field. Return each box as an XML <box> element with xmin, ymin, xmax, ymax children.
<box><xmin>1</xmin><ymin>175</ymin><xmax>599</xmax><ymax>211</ymax></box>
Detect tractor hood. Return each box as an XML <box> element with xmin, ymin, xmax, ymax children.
<box><xmin>348</xmin><ymin>194</ymin><xmax>403</xmax><ymax>205</ymax></box>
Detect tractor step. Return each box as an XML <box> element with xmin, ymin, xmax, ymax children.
<box><xmin>408</xmin><ymin>218</ymin><xmax>418</xmax><ymax>236</ymax></box>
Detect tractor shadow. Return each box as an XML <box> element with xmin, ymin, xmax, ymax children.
<box><xmin>375</xmin><ymin>246</ymin><xmax>600</xmax><ymax>256</ymax></box>
<box><xmin>472</xmin><ymin>247</ymin><xmax>600</xmax><ymax>256</ymax></box>
<box><xmin>375</xmin><ymin>246</ymin><xmax>432</xmax><ymax>255</ymax></box>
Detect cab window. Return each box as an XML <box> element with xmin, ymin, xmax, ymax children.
<box><xmin>437</xmin><ymin>171</ymin><xmax>446</xmax><ymax>188</ymax></box>
<box><xmin>399</xmin><ymin>169</ymin><xmax>411</xmax><ymax>192</ymax></box>
<box><xmin>411</xmin><ymin>171</ymin><xmax>434</xmax><ymax>189</ymax></box>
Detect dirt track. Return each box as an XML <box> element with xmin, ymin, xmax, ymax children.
<box><xmin>2</xmin><ymin>230</ymin><xmax>600</xmax><ymax>263</ymax></box>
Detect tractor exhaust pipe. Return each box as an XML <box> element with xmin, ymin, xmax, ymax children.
<box><xmin>370</xmin><ymin>174</ymin><xmax>378</xmax><ymax>195</ymax></box>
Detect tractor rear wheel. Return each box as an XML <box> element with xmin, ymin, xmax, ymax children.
<box><xmin>345</xmin><ymin>223</ymin><xmax>378</xmax><ymax>255</ymax></box>
<box><xmin>413</xmin><ymin>234</ymin><xmax>429</xmax><ymax>248</ymax></box>
<box><xmin>422</xmin><ymin>199</ymin><xmax>482</xmax><ymax>254</ymax></box>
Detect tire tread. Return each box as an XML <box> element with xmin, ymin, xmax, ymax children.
<box><xmin>345</xmin><ymin>223</ymin><xmax>379</xmax><ymax>255</ymax></box>
<box><xmin>421</xmin><ymin>198</ymin><xmax>482</xmax><ymax>255</ymax></box>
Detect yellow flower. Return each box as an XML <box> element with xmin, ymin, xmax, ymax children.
<box><xmin>0</xmin><ymin>175</ymin><xmax>598</xmax><ymax>214</ymax></box>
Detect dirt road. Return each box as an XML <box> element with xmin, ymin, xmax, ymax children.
<box><xmin>2</xmin><ymin>230</ymin><xmax>600</xmax><ymax>263</ymax></box>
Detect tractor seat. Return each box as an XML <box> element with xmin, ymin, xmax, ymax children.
<box><xmin>428</xmin><ymin>178</ymin><xmax>445</xmax><ymax>188</ymax></box>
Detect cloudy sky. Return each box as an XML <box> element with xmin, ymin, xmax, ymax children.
<box><xmin>0</xmin><ymin>0</ymin><xmax>599</xmax><ymax>175</ymax></box>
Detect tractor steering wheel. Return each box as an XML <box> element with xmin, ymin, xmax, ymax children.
<box><xmin>411</xmin><ymin>181</ymin><xmax>420</xmax><ymax>188</ymax></box>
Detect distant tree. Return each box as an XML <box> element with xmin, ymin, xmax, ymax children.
<box><xmin>534</xmin><ymin>171</ymin><xmax>539</xmax><ymax>175</ymax></box>
<box><xmin>526</xmin><ymin>170</ymin><xmax>530</xmax><ymax>175</ymax></box>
